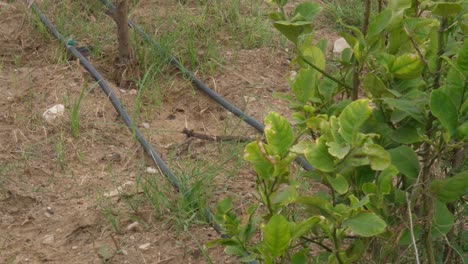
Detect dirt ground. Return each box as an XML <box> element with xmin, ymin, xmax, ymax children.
<box><xmin>0</xmin><ymin>1</ymin><xmax>335</xmax><ymax>263</ymax></box>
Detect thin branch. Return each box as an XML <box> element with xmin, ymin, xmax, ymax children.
<box><xmin>182</xmin><ymin>128</ymin><xmax>252</xmax><ymax>142</ymax></box>
<box><xmin>300</xmin><ymin>236</ymin><xmax>333</xmax><ymax>252</ymax></box>
<box><xmin>403</xmin><ymin>22</ymin><xmax>431</xmax><ymax>72</ymax></box>
<box><xmin>406</xmin><ymin>192</ymin><xmax>421</xmax><ymax>264</ymax></box>
<box><xmin>298</xmin><ymin>51</ymin><xmax>353</xmax><ymax>91</ymax></box>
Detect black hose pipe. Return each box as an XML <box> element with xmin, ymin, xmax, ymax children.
<box><xmin>28</xmin><ymin>0</ymin><xmax>231</xmax><ymax>242</ymax></box>
<box><xmin>99</xmin><ymin>0</ymin><xmax>314</xmax><ymax>172</ymax></box>
<box><xmin>28</xmin><ymin>3</ymin><xmax>181</xmax><ymax>191</ymax></box>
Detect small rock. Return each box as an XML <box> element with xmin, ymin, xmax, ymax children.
<box><xmin>146</xmin><ymin>167</ymin><xmax>157</xmax><ymax>174</ymax></box>
<box><xmin>42</xmin><ymin>235</ymin><xmax>55</xmax><ymax>245</ymax></box>
<box><xmin>120</xmin><ymin>249</ymin><xmax>128</xmax><ymax>256</ymax></box>
<box><xmin>142</xmin><ymin>122</ymin><xmax>150</xmax><ymax>129</ymax></box>
<box><xmin>333</xmin><ymin>37</ymin><xmax>351</xmax><ymax>54</ymax></box>
<box><xmin>72</xmin><ymin>246</ymin><xmax>78</xmax><ymax>250</ymax></box>
<box><xmin>129</xmin><ymin>235</ymin><xmax>135</xmax><ymax>240</ymax></box>
<box><xmin>103</xmin><ymin>181</ymin><xmax>135</xmax><ymax>198</ymax></box>
<box><xmin>126</xmin><ymin>222</ymin><xmax>139</xmax><ymax>231</ymax></box>
<box><xmin>44</xmin><ymin>212</ymin><xmax>52</xmax><ymax>218</ymax></box>
<box><xmin>138</xmin><ymin>243</ymin><xmax>151</xmax><ymax>251</ymax></box>
<box><xmin>120</xmin><ymin>89</ymin><xmax>127</xmax><ymax>93</ymax></box>
<box><xmin>244</xmin><ymin>96</ymin><xmax>256</xmax><ymax>103</ymax></box>
<box><xmin>43</xmin><ymin>104</ymin><xmax>65</xmax><ymax>123</ymax></box>
<box><xmin>46</xmin><ymin>207</ymin><xmax>54</xmax><ymax>214</ymax></box>
<box><xmin>129</xmin><ymin>89</ymin><xmax>138</xmax><ymax>95</ymax></box>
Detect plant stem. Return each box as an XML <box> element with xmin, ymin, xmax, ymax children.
<box><xmin>332</xmin><ymin>228</ymin><xmax>344</xmax><ymax>264</ymax></box>
<box><xmin>352</xmin><ymin>63</ymin><xmax>360</xmax><ymax>100</ymax></box>
<box><xmin>362</xmin><ymin>0</ymin><xmax>371</xmax><ymax>36</ymax></box>
<box><xmin>298</xmin><ymin>51</ymin><xmax>353</xmax><ymax>91</ymax></box>
<box><xmin>433</xmin><ymin>17</ymin><xmax>448</xmax><ymax>90</ymax></box>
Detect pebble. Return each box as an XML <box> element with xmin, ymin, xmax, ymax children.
<box><xmin>72</xmin><ymin>246</ymin><xmax>78</xmax><ymax>250</ymax></box>
<box><xmin>129</xmin><ymin>89</ymin><xmax>138</xmax><ymax>95</ymax></box>
<box><xmin>46</xmin><ymin>207</ymin><xmax>54</xmax><ymax>214</ymax></box>
<box><xmin>42</xmin><ymin>235</ymin><xmax>55</xmax><ymax>245</ymax></box>
<box><xmin>243</xmin><ymin>96</ymin><xmax>256</xmax><ymax>103</ymax></box>
<box><xmin>42</xmin><ymin>104</ymin><xmax>65</xmax><ymax>123</ymax></box>
<box><xmin>142</xmin><ymin>122</ymin><xmax>150</xmax><ymax>129</ymax></box>
<box><xmin>126</xmin><ymin>222</ymin><xmax>139</xmax><ymax>231</ymax></box>
<box><xmin>146</xmin><ymin>167</ymin><xmax>157</xmax><ymax>174</ymax></box>
<box><xmin>138</xmin><ymin>243</ymin><xmax>151</xmax><ymax>251</ymax></box>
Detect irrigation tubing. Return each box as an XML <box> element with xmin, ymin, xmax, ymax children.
<box><xmin>27</xmin><ymin>2</ymin><xmax>235</xmax><ymax>246</ymax></box>
<box><xmin>99</xmin><ymin>0</ymin><xmax>314</xmax><ymax>172</ymax></box>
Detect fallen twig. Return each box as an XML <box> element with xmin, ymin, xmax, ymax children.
<box><xmin>182</xmin><ymin>128</ymin><xmax>252</xmax><ymax>142</ymax></box>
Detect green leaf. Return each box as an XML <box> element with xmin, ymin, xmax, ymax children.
<box><xmin>431</xmin><ymin>2</ymin><xmax>463</xmax><ymax>17</ymax></box>
<box><xmin>388</xmin><ymin>0</ymin><xmax>411</xmax><ymax>12</ymax></box>
<box><xmin>327</xmin><ymin>142</ymin><xmax>350</xmax><ymax>159</ymax></box>
<box><xmin>264</xmin><ymin>112</ymin><xmax>295</xmax><ymax>157</ymax></box>
<box><xmin>296</xmin><ymin>196</ymin><xmax>336</xmax><ymax>220</ymax></box>
<box><xmin>206</xmin><ymin>238</ymin><xmax>240</xmax><ymax>248</ymax></box>
<box><xmin>363</xmin><ymin>143</ymin><xmax>391</xmax><ymax>171</ymax></box>
<box><xmin>273</xmin><ymin>186</ymin><xmax>298</xmax><ymax>206</ymax></box>
<box><xmin>339</xmin><ymin>99</ymin><xmax>373</xmax><ymax>143</ymax></box>
<box><xmin>457</xmin><ymin>40</ymin><xmax>468</xmax><ymax>76</ymax></box>
<box><xmin>344</xmin><ymin>212</ymin><xmax>387</xmax><ymax>237</ymax></box>
<box><xmin>457</xmin><ymin>122</ymin><xmax>468</xmax><ymax>140</ymax></box>
<box><xmin>432</xmin><ymin>200</ymin><xmax>455</xmax><ymax>238</ymax></box>
<box><xmin>378</xmin><ymin>165</ymin><xmax>398</xmax><ymax>195</ymax></box>
<box><xmin>225</xmin><ymin>245</ymin><xmax>245</xmax><ymax>256</ymax></box>
<box><xmin>239</xmin><ymin>204</ymin><xmax>259</xmax><ymax>243</ymax></box>
<box><xmin>444</xmin><ymin>67</ymin><xmax>465</xmax><ymax>110</ymax></box>
<box><xmin>291</xmin><ymin>2</ymin><xmax>322</xmax><ymax>22</ymax></box>
<box><xmin>388</xmin><ymin>146</ymin><xmax>420</xmax><ymax>179</ymax></box>
<box><xmin>274</xmin><ymin>21</ymin><xmax>312</xmax><ymax>45</ymax></box>
<box><xmin>383</xmin><ymin>98</ymin><xmax>426</xmax><ymax>124</ymax></box>
<box><xmin>363</xmin><ymin>73</ymin><xmax>392</xmax><ymax>98</ymax></box>
<box><xmin>244</xmin><ymin>141</ymin><xmax>274</xmax><ymax>179</ymax></box>
<box><xmin>291</xmin><ymin>216</ymin><xmax>321</xmax><ymax>240</ymax></box>
<box><xmin>327</xmin><ymin>174</ymin><xmax>349</xmax><ymax>195</ymax></box>
<box><xmin>430</xmin><ymin>170</ymin><xmax>468</xmax><ymax>203</ymax></box>
<box><xmin>301</xmin><ymin>45</ymin><xmax>326</xmax><ymax>72</ymax></box>
<box><xmin>391</xmin><ymin>53</ymin><xmax>422</xmax><ymax>79</ymax></box>
<box><xmin>291</xmin><ymin>250</ymin><xmax>308</xmax><ymax>264</ymax></box>
<box><xmin>431</xmin><ymin>89</ymin><xmax>458</xmax><ymax>136</ymax></box>
<box><xmin>305</xmin><ymin>139</ymin><xmax>335</xmax><ymax>172</ymax></box>
<box><xmin>263</xmin><ymin>214</ymin><xmax>291</xmax><ymax>257</ymax></box>
<box><xmin>291</xmin><ymin>68</ymin><xmax>317</xmax><ymax>103</ymax></box>
<box><xmin>391</xmin><ymin>123</ymin><xmax>423</xmax><ymax>144</ymax></box>
<box><xmin>367</xmin><ymin>9</ymin><xmax>392</xmax><ymax>37</ymax></box>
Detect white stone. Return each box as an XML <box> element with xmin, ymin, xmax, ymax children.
<box><xmin>43</xmin><ymin>104</ymin><xmax>65</xmax><ymax>123</ymax></box>
<box><xmin>146</xmin><ymin>167</ymin><xmax>157</xmax><ymax>174</ymax></box>
<box><xmin>129</xmin><ymin>89</ymin><xmax>138</xmax><ymax>95</ymax></box>
<box><xmin>103</xmin><ymin>181</ymin><xmax>135</xmax><ymax>198</ymax></box>
<box><xmin>333</xmin><ymin>37</ymin><xmax>351</xmax><ymax>54</ymax></box>
<box><xmin>42</xmin><ymin>235</ymin><xmax>55</xmax><ymax>245</ymax></box>
<box><xmin>142</xmin><ymin>122</ymin><xmax>150</xmax><ymax>129</ymax></box>
<box><xmin>138</xmin><ymin>243</ymin><xmax>151</xmax><ymax>250</ymax></box>
<box><xmin>126</xmin><ymin>222</ymin><xmax>139</xmax><ymax>231</ymax></box>
<box><xmin>244</xmin><ymin>96</ymin><xmax>256</xmax><ymax>103</ymax></box>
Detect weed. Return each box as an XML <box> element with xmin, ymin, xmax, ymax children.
<box><xmin>98</xmin><ymin>197</ymin><xmax>123</xmax><ymax>234</ymax></box>
<box><xmin>322</xmin><ymin>0</ymin><xmax>378</xmax><ymax>29</ymax></box>
<box><xmin>64</xmin><ymin>82</ymin><xmax>92</xmax><ymax>138</ymax></box>
<box><xmin>54</xmin><ymin>132</ymin><xmax>66</xmax><ymax>170</ymax></box>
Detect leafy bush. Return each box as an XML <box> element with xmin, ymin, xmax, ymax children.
<box><xmin>210</xmin><ymin>0</ymin><xmax>467</xmax><ymax>263</ymax></box>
